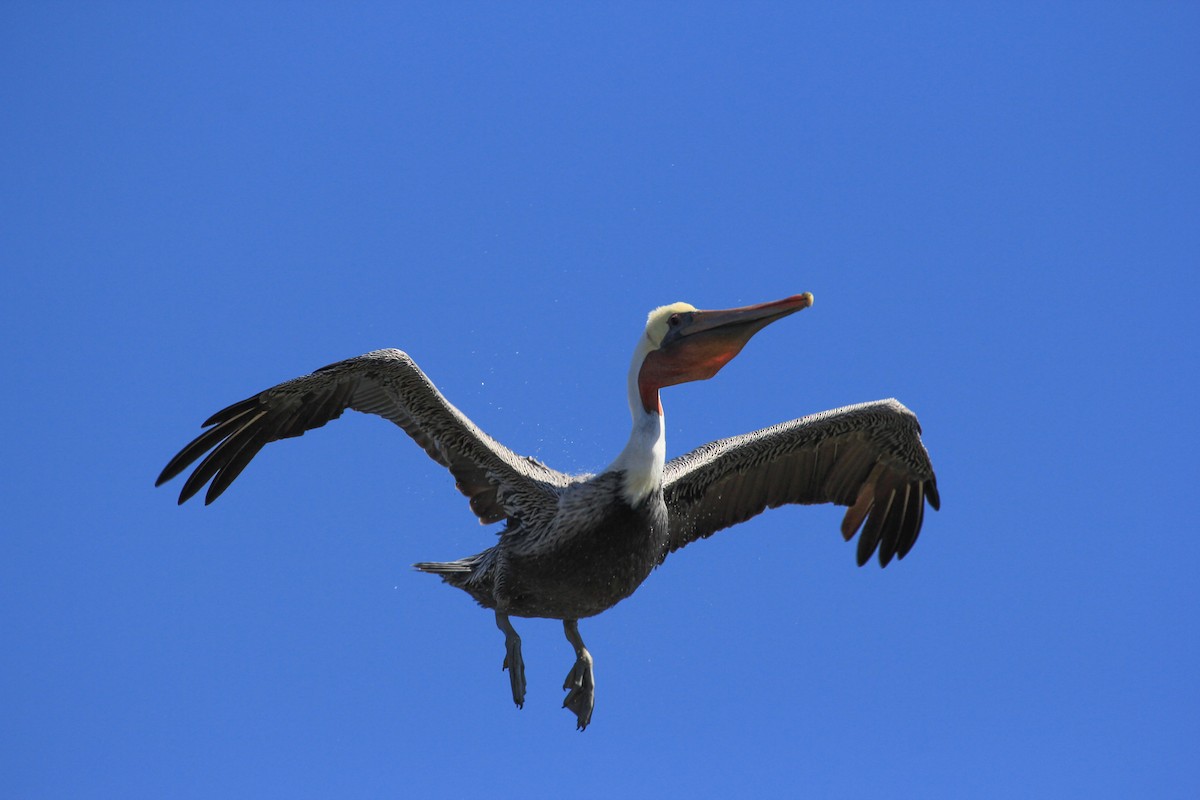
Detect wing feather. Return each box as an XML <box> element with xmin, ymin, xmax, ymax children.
<box><xmin>900</xmin><ymin>491</ymin><xmax>926</xmax><ymax>559</ymax></box>
<box><xmin>857</xmin><ymin>477</ymin><xmax>897</xmax><ymax>567</ymax></box>
<box><xmin>157</xmin><ymin>349</ymin><xmax>571</xmax><ymax>522</ymax></box>
<box><xmin>157</xmin><ymin>408</ymin><xmax>257</xmax><ymax>487</ymax></box>
<box><xmin>663</xmin><ymin>399</ymin><xmax>939</xmax><ymax>567</ymax></box>
<box><xmin>875</xmin><ymin>481</ymin><xmax>911</xmax><ymax>567</ymax></box>
<box><xmin>177</xmin><ymin>411</ymin><xmax>270</xmax><ymax>504</ymax></box>
<box><xmin>823</xmin><ymin>440</ymin><xmax>877</xmax><ymax>506</ymax></box>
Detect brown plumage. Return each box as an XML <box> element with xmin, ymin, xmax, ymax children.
<box><xmin>157</xmin><ymin>292</ymin><xmax>940</xmax><ymax>730</ymax></box>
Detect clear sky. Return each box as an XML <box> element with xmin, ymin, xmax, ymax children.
<box><xmin>3</xmin><ymin>3</ymin><xmax>1197</xmax><ymax>798</ymax></box>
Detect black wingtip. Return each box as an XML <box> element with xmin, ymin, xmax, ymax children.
<box><xmin>925</xmin><ymin>479</ymin><xmax>941</xmax><ymax>511</ymax></box>
<box><xmin>204</xmin><ymin>470</ymin><xmax>239</xmax><ymax>504</ymax></box>
<box><xmin>175</xmin><ymin>479</ymin><xmax>204</xmax><ymax>503</ymax></box>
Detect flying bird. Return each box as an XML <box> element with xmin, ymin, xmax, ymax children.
<box><xmin>157</xmin><ymin>292</ymin><xmax>939</xmax><ymax>730</ymax></box>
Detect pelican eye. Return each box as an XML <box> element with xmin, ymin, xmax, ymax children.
<box><xmin>668</xmin><ymin>313</ymin><xmax>682</xmax><ymax>327</ymax></box>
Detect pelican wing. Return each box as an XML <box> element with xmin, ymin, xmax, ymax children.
<box><xmin>662</xmin><ymin>399</ymin><xmax>940</xmax><ymax>567</ymax></box>
<box><xmin>156</xmin><ymin>349</ymin><xmax>570</xmax><ymax>522</ymax></box>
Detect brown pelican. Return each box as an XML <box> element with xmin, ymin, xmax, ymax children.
<box><xmin>156</xmin><ymin>292</ymin><xmax>939</xmax><ymax>730</ymax></box>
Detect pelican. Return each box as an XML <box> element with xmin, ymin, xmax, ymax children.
<box><xmin>157</xmin><ymin>292</ymin><xmax>939</xmax><ymax>730</ymax></box>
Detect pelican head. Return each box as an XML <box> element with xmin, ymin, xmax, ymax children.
<box><xmin>632</xmin><ymin>292</ymin><xmax>814</xmax><ymax>414</ymax></box>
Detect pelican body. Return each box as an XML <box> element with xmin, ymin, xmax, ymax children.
<box><xmin>157</xmin><ymin>293</ymin><xmax>939</xmax><ymax>729</ymax></box>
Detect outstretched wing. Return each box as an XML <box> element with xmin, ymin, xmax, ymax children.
<box><xmin>662</xmin><ymin>399</ymin><xmax>940</xmax><ymax>567</ymax></box>
<box><xmin>156</xmin><ymin>349</ymin><xmax>571</xmax><ymax>522</ymax></box>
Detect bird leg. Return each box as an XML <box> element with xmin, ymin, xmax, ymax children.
<box><xmin>495</xmin><ymin>611</ymin><xmax>525</xmax><ymax>709</ymax></box>
<box><xmin>561</xmin><ymin>619</ymin><xmax>595</xmax><ymax>731</ymax></box>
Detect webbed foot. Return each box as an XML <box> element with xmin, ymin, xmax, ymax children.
<box><xmin>562</xmin><ymin>619</ymin><xmax>594</xmax><ymax>731</ymax></box>
<box><xmin>495</xmin><ymin>611</ymin><xmax>526</xmax><ymax>709</ymax></box>
<box><xmin>562</xmin><ymin>652</ymin><xmax>594</xmax><ymax>730</ymax></box>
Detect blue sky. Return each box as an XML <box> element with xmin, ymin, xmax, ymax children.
<box><xmin>3</xmin><ymin>3</ymin><xmax>1197</xmax><ymax>798</ymax></box>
